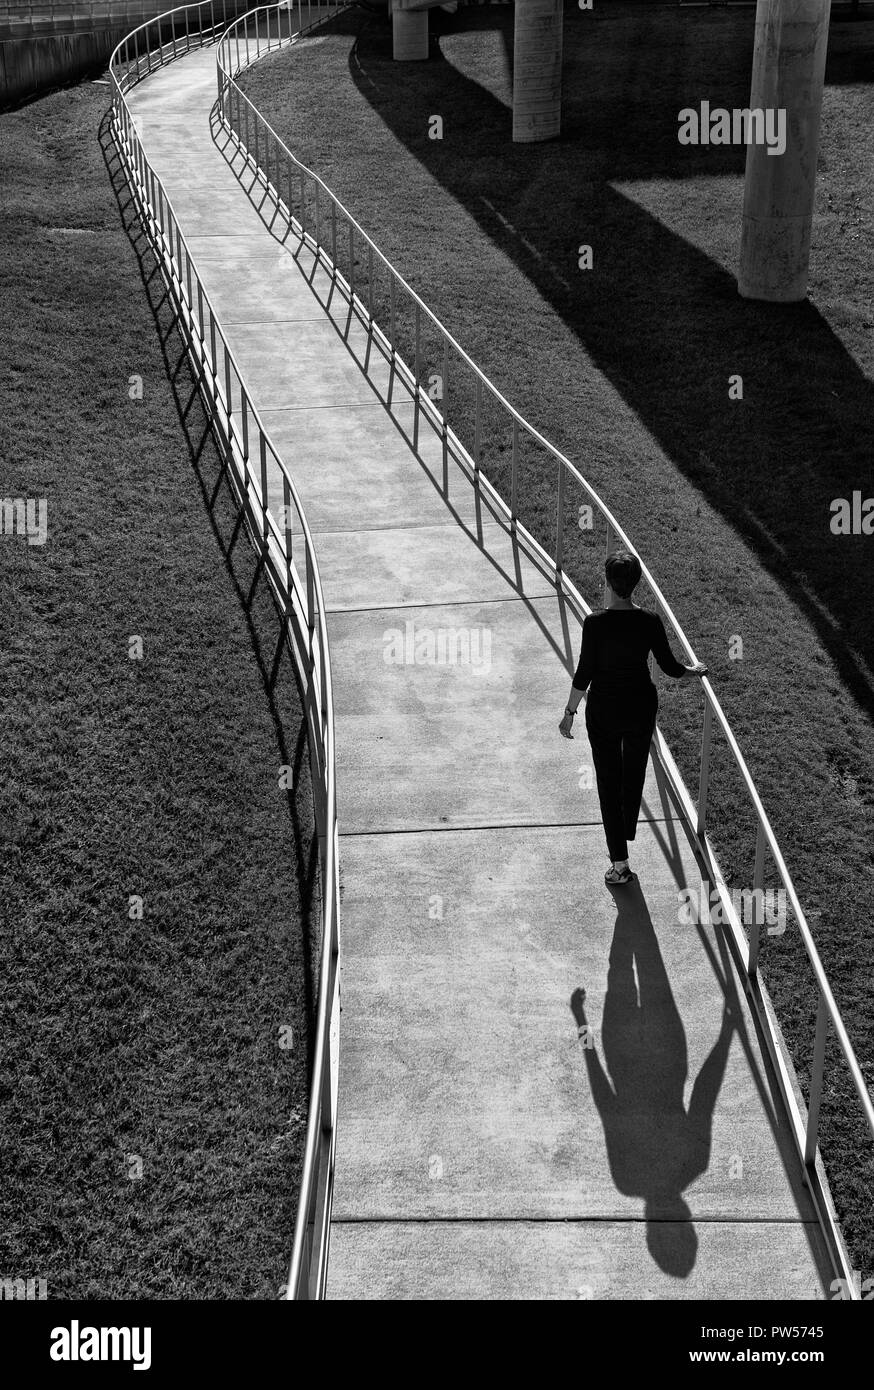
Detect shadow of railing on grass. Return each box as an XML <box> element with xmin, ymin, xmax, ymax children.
<box><xmin>100</xmin><ymin>106</ymin><xmax>323</xmax><ymax>1064</ymax></box>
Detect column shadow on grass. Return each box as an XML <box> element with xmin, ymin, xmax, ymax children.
<box><xmin>347</xmin><ymin>5</ymin><xmax>874</xmax><ymax>719</ymax></box>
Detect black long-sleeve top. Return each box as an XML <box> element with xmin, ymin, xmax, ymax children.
<box><xmin>572</xmin><ymin>608</ymin><xmax>687</xmax><ymax>694</ymax></box>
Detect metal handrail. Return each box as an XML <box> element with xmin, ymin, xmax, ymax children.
<box><xmin>108</xmin><ymin>0</ymin><xmax>344</xmax><ymax>1301</ymax></box>
<box><xmin>217</xmin><ymin>2</ymin><xmax>872</xmax><ymax>1294</ymax></box>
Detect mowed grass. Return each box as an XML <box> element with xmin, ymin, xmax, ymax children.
<box><xmin>0</xmin><ymin>80</ymin><xmax>318</xmax><ymax>1297</ymax></box>
<box><xmin>239</xmin><ymin>4</ymin><xmax>874</xmax><ymax>1272</ymax></box>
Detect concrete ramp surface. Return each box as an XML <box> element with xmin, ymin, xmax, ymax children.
<box><xmin>126</xmin><ymin>38</ymin><xmax>834</xmax><ymax>1300</ymax></box>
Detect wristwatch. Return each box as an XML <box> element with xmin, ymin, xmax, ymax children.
<box><xmin>564</xmin><ymin>707</ymin><xmax>576</xmax><ymax>717</ymax></box>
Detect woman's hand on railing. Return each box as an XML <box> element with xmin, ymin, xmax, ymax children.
<box><xmin>683</xmin><ymin>661</ymin><xmax>708</xmax><ymax>679</ymax></box>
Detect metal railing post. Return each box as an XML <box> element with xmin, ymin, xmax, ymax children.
<box><xmin>224</xmin><ymin>343</ymin><xmax>233</xmax><ymax>428</ymax></box>
<box><xmin>414</xmin><ymin>303</ymin><xmax>421</xmax><ymax>389</ymax></box>
<box><xmin>306</xmin><ymin>547</ymin><xmax>316</xmax><ymax>643</ymax></box>
<box><xmin>241</xmin><ymin>390</ymin><xmax>250</xmax><ymax>477</ymax></box>
<box><xmin>441</xmin><ymin>337</ymin><xmax>449</xmax><ymax>437</ymax></box>
<box><xmin>474</xmin><ymin>376</ymin><xmax>482</xmax><ymax>476</ymax></box>
<box><xmin>283</xmin><ymin>475</ymin><xmax>293</xmax><ymax>562</ymax></box>
<box><xmin>389</xmin><ymin>276</ymin><xmax>396</xmax><ymax>356</ymax></box>
<box><xmin>749</xmin><ymin>820</ymin><xmax>766</xmax><ymax>976</ymax></box>
<box><xmin>555</xmin><ymin>456</ymin><xmax>565</xmax><ymax>573</ymax></box>
<box><xmin>696</xmin><ymin>699</ymin><xmax>713</xmax><ymax>836</ymax></box>
<box><xmin>510</xmin><ymin>420</ymin><xmax>519</xmax><ymax>527</ymax></box>
<box><xmin>318</xmin><ymin>614</ymin><xmax>329</xmax><ymax>732</ymax></box>
<box><xmin>805</xmin><ymin>995</ymin><xmax>829</xmax><ymax>1168</ymax></box>
<box><xmin>260</xmin><ymin>434</ymin><xmax>269</xmax><ymax>541</ymax></box>
<box><xmin>185</xmin><ymin>246</ymin><xmax>193</xmax><ymax>312</ymax></box>
<box><xmin>209</xmin><ymin>306</ymin><xmax>218</xmax><ymax>388</ymax></box>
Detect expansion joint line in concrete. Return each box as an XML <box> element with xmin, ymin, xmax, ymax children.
<box><xmin>337</xmin><ymin>818</ymin><xmax>674</xmax><ymax>839</ymax></box>
<box><xmin>306</xmin><ymin>521</ymin><xmax>505</xmax><ymax>538</ymax></box>
<box><xmin>256</xmin><ymin>401</ymin><xmax>413</xmax><ymax>412</ymax></box>
<box><xmin>330</xmin><ymin>1216</ymin><xmax>824</xmax><ymax>1228</ymax></box>
<box><xmin>326</xmin><ymin>593</ymin><xmax>560</xmax><ymax>617</ymax></box>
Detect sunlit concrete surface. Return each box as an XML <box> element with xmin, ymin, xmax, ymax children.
<box><xmin>126</xmin><ymin>37</ymin><xmax>834</xmax><ymax>1300</ymax></box>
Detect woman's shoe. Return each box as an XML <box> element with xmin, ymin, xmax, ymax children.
<box><xmin>605</xmin><ymin>864</ymin><xmax>633</xmax><ymax>885</ymax></box>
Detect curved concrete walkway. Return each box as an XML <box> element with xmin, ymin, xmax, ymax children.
<box><xmin>127</xmin><ymin>38</ymin><xmax>833</xmax><ymax>1300</ymax></box>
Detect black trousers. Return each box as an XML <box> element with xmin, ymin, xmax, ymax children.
<box><xmin>585</xmin><ymin>687</ymin><xmax>657</xmax><ymax>862</ymax></box>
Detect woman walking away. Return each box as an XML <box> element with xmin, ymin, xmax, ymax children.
<box><xmin>559</xmin><ymin>550</ymin><xmax>707</xmax><ymax>885</ymax></box>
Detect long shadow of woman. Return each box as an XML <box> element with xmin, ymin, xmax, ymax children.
<box><xmin>571</xmin><ymin>883</ymin><xmax>735</xmax><ymax>1279</ymax></box>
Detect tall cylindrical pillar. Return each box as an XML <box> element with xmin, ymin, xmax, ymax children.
<box><xmin>738</xmin><ymin>0</ymin><xmax>832</xmax><ymax>302</ymax></box>
<box><xmin>392</xmin><ymin>6</ymin><xmax>429</xmax><ymax>62</ymax></box>
<box><xmin>512</xmin><ymin>0</ymin><xmax>563</xmax><ymax>144</ymax></box>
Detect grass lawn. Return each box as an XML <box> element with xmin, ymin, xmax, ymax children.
<box><xmin>239</xmin><ymin>2</ymin><xmax>874</xmax><ymax>1273</ymax></box>
<box><xmin>0</xmin><ymin>79</ymin><xmax>318</xmax><ymax>1297</ymax></box>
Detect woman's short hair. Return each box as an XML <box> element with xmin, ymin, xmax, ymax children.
<box><xmin>605</xmin><ymin>548</ymin><xmax>642</xmax><ymax>599</ymax></box>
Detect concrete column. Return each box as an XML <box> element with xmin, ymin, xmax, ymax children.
<box><xmin>738</xmin><ymin>0</ymin><xmax>832</xmax><ymax>302</ymax></box>
<box><xmin>512</xmin><ymin>0</ymin><xmax>563</xmax><ymax>144</ymax></box>
<box><xmin>392</xmin><ymin>6</ymin><xmax>429</xmax><ymax>63</ymax></box>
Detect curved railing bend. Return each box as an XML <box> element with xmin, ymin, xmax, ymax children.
<box><xmin>109</xmin><ymin>1</ymin><xmax>345</xmax><ymax>1300</ymax></box>
<box><xmin>217</xmin><ymin>4</ymin><xmax>873</xmax><ymax>1295</ymax></box>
